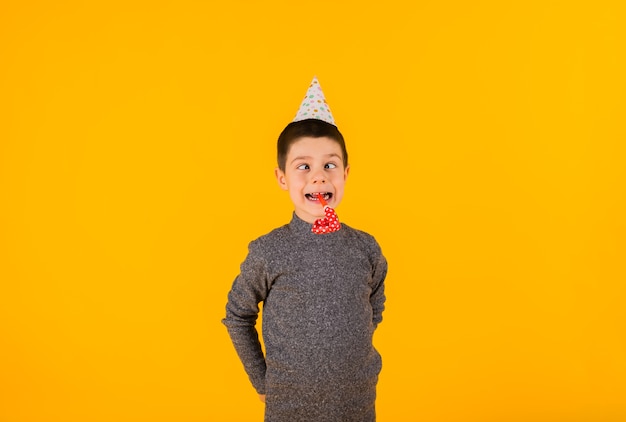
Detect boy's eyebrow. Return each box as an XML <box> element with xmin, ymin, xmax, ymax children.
<box><xmin>289</xmin><ymin>155</ymin><xmax>311</xmax><ymax>164</ymax></box>
<box><xmin>289</xmin><ymin>153</ymin><xmax>342</xmax><ymax>165</ymax></box>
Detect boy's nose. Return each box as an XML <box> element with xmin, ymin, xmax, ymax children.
<box><xmin>311</xmin><ymin>172</ymin><xmax>326</xmax><ymax>183</ymax></box>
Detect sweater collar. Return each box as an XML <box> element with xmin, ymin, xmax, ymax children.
<box><xmin>288</xmin><ymin>212</ymin><xmax>342</xmax><ymax>237</ymax></box>
<box><xmin>289</xmin><ymin>212</ymin><xmax>314</xmax><ymax>235</ymax></box>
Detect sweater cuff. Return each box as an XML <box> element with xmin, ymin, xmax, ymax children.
<box><xmin>251</xmin><ymin>376</ymin><xmax>266</xmax><ymax>395</ymax></box>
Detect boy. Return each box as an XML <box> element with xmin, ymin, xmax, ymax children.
<box><xmin>223</xmin><ymin>77</ymin><xmax>387</xmax><ymax>422</ymax></box>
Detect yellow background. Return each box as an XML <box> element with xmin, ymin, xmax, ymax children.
<box><xmin>1</xmin><ymin>1</ymin><xmax>625</xmax><ymax>421</ymax></box>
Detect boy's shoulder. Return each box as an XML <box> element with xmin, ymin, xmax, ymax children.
<box><xmin>246</xmin><ymin>222</ymin><xmax>292</xmax><ymax>252</ymax></box>
<box><xmin>340</xmin><ymin>222</ymin><xmax>377</xmax><ymax>241</ymax></box>
<box><xmin>340</xmin><ymin>222</ymin><xmax>384</xmax><ymax>253</ymax></box>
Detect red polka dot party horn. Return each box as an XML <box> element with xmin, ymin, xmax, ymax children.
<box><xmin>311</xmin><ymin>194</ymin><xmax>341</xmax><ymax>234</ymax></box>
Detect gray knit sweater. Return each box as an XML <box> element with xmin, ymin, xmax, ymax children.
<box><xmin>223</xmin><ymin>213</ymin><xmax>387</xmax><ymax>422</ymax></box>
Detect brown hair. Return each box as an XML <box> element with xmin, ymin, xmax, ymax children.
<box><xmin>276</xmin><ymin>119</ymin><xmax>348</xmax><ymax>171</ymax></box>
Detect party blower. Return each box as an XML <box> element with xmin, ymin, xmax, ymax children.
<box><xmin>312</xmin><ymin>193</ymin><xmax>341</xmax><ymax>234</ymax></box>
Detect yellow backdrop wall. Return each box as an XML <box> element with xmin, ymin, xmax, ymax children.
<box><xmin>1</xmin><ymin>1</ymin><xmax>625</xmax><ymax>421</ymax></box>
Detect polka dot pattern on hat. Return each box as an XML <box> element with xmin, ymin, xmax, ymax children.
<box><xmin>293</xmin><ymin>76</ymin><xmax>336</xmax><ymax>125</ymax></box>
<box><xmin>311</xmin><ymin>206</ymin><xmax>341</xmax><ymax>234</ymax></box>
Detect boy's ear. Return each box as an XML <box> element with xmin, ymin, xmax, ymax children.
<box><xmin>275</xmin><ymin>168</ymin><xmax>288</xmax><ymax>190</ymax></box>
<box><xmin>344</xmin><ymin>165</ymin><xmax>350</xmax><ymax>180</ymax></box>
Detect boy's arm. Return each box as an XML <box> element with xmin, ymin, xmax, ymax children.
<box><xmin>370</xmin><ymin>251</ymin><xmax>387</xmax><ymax>330</ymax></box>
<box><xmin>222</xmin><ymin>242</ymin><xmax>270</xmax><ymax>395</ymax></box>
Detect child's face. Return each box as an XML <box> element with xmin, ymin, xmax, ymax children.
<box><xmin>275</xmin><ymin>136</ymin><xmax>349</xmax><ymax>224</ymax></box>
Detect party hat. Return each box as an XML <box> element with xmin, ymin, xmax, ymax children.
<box><xmin>293</xmin><ymin>76</ymin><xmax>336</xmax><ymax>125</ymax></box>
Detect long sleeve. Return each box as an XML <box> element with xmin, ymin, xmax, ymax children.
<box><xmin>222</xmin><ymin>241</ymin><xmax>271</xmax><ymax>394</ymax></box>
<box><xmin>370</xmin><ymin>248</ymin><xmax>387</xmax><ymax>330</ymax></box>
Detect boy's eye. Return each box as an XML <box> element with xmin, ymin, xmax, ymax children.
<box><xmin>325</xmin><ymin>163</ymin><xmax>337</xmax><ymax>169</ymax></box>
<box><xmin>297</xmin><ymin>164</ymin><xmax>309</xmax><ymax>170</ymax></box>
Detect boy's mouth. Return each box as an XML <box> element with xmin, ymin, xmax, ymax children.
<box><xmin>305</xmin><ymin>192</ymin><xmax>332</xmax><ymax>202</ymax></box>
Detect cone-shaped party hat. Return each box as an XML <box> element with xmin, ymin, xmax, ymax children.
<box><xmin>293</xmin><ymin>76</ymin><xmax>336</xmax><ymax>125</ymax></box>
